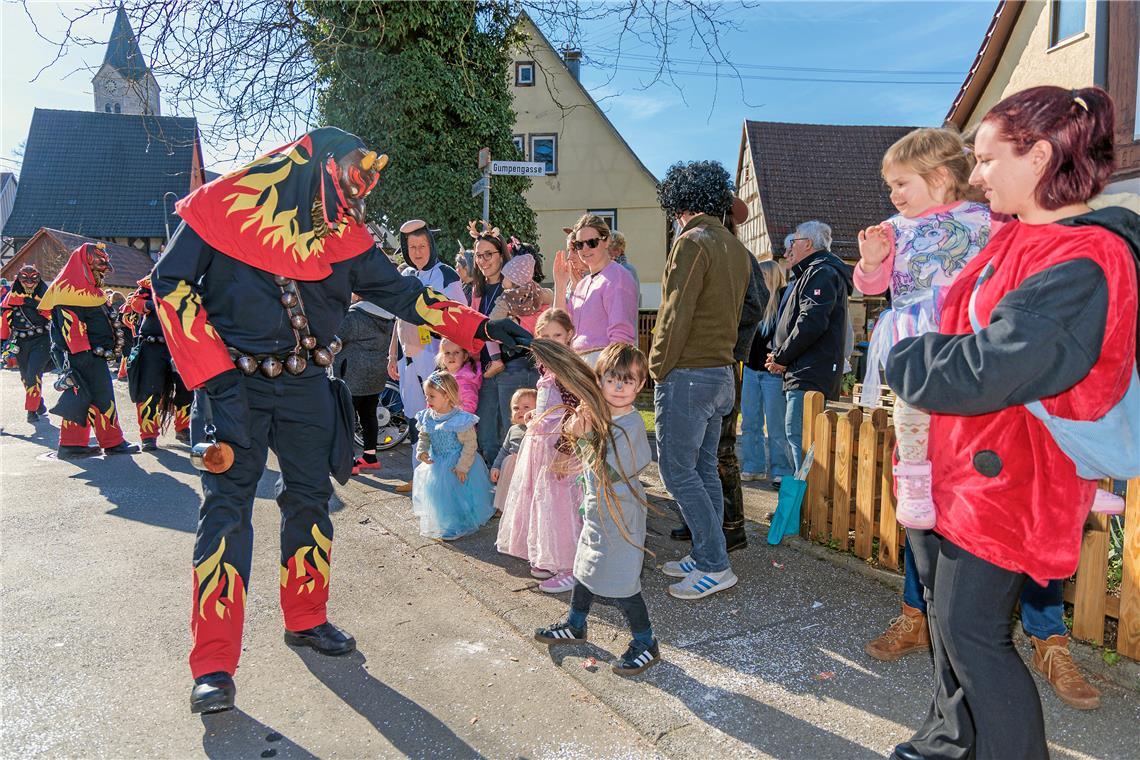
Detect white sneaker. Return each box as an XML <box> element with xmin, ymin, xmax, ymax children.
<box><xmin>740</xmin><ymin>471</ymin><xmax>766</xmax><ymax>482</ymax></box>
<box><xmin>668</xmin><ymin>567</ymin><xmax>738</xmax><ymax>600</ymax></box>
<box><xmin>662</xmin><ymin>555</ymin><xmax>698</xmax><ymax>578</ymax></box>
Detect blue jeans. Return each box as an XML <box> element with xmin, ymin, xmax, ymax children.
<box><xmin>475</xmin><ymin>362</ymin><xmax>538</xmax><ymax>466</ymax></box>
<box><xmin>784</xmin><ymin>388</ymin><xmax>806</xmax><ymax>473</ymax></box>
<box><xmin>655</xmin><ymin>366</ymin><xmax>736</xmax><ymax>573</ymax></box>
<box><xmin>902</xmin><ymin>535</ymin><xmax>1067</xmax><ymax>638</ymax></box>
<box><xmin>739</xmin><ymin>367</ymin><xmax>793</xmax><ymax>477</ymax></box>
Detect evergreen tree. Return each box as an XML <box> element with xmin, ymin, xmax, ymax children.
<box><xmin>307</xmin><ymin>1</ymin><xmax>535</xmax><ymax>263</ymax></box>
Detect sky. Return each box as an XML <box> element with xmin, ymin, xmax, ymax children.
<box><xmin>0</xmin><ymin>1</ymin><xmax>997</xmax><ymax>180</ymax></box>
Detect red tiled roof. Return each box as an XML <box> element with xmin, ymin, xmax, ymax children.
<box><xmin>1</xmin><ymin>228</ymin><xmax>154</xmax><ymax>289</ymax></box>
<box><xmin>743</xmin><ymin>120</ymin><xmax>916</xmax><ymax>259</ymax></box>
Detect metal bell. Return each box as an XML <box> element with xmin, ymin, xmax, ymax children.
<box><xmin>273</xmin><ymin>275</ymin><xmax>292</xmax><ymax>286</ymax></box>
<box><xmin>290</xmin><ymin>314</ymin><xmax>308</xmax><ymax>330</ymax></box>
<box><xmin>328</xmin><ymin>337</ymin><xmax>343</xmax><ymax>354</ymax></box>
<box><xmin>300</xmin><ymin>335</ymin><xmax>318</xmax><ymax>350</ymax></box>
<box><xmin>236</xmin><ymin>355</ymin><xmax>259</xmax><ymax>375</ymax></box>
<box><xmin>285</xmin><ymin>353</ymin><xmax>307</xmax><ymax>375</ymax></box>
<box><xmin>260</xmin><ymin>356</ymin><xmax>283</xmax><ymax>378</ymax></box>
<box><xmin>311</xmin><ymin>348</ymin><xmax>333</xmax><ymax>367</ymax></box>
<box><xmin>280</xmin><ymin>292</ymin><xmax>299</xmax><ymax>309</ymax></box>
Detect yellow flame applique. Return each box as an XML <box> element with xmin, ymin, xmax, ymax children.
<box><xmin>156</xmin><ymin>282</ymin><xmax>218</xmax><ymax>345</ymax></box>
<box><xmin>195</xmin><ymin>538</ymin><xmax>243</xmax><ymax>621</ymax></box>
<box><xmin>280</xmin><ymin>524</ymin><xmax>332</xmax><ymax>593</ymax></box>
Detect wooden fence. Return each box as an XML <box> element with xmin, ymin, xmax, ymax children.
<box><xmin>800</xmin><ymin>390</ymin><xmax>1140</xmax><ymax>661</ymax></box>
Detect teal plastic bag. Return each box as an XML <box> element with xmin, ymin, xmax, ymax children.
<box><xmin>767</xmin><ymin>444</ymin><xmax>815</xmax><ymax>546</ymax></box>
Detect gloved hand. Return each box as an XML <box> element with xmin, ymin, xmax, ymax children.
<box><xmin>479</xmin><ymin>318</ymin><xmax>532</xmax><ymax>352</ymax></box>
<box><xmin>203</xmin><ymin>368</ymin><xmax>252</xmax><ymax>449</ymax></box>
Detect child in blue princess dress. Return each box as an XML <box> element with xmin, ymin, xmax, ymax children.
<box><xmin>412</xmin><ymin>371</ymin><xmax>496</xmax><ymax>540</ymax></box>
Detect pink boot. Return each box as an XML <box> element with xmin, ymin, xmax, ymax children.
<box><xmin>1091</xmin><ymin>488</ymin><xmax>1125</xmax><ymax>515</ymax></box>
<box><xmin>894</xmin><ymin>461</ymin><xmax>936</xmax><ymax>530</ymax></box>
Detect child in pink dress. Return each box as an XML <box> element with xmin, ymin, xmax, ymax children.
<box><xmin>496</xmin><ymin>309</ymin><xmax>584</xmax><ymax>593</ymax></box>
<box><xmin>436</xmin><ymin>337</ymin><xmax>481</xmax><ymax>414</ymax></box>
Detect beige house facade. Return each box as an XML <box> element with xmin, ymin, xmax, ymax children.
<box><xmin>946</xmin><ymin>0</ymin><xmax>1139</xmax><ymax>192</ymax></box>
<box><xmin>510</xmin><ymin>14</ymin><xmax>666</xmax><ymax>308</ymax></box>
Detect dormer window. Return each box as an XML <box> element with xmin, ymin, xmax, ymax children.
<box><xmin>515</xmin><ymin>61</ymin><xmax>535</xmax><ymax>87</ymax></box>
<box><xmin>114</xmin><ymin>103</ymin><xmax>121</xmax><ymax>114</ymax></box>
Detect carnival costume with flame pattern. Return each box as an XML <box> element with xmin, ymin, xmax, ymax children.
<box><xmin>1</xmin><ymin>266</ymin><xmax>52</xmax><ymax>417</ymax></box>
<box><xmin>123</xmin><ymin>276</ymin><xmax>191</xmax><ymax>445</ymax></box>
<box><xmin>40</xmin><ymin>244</ymin><xmax>130</xmax><ymax>452</ymax></box>
<box><xmin>151</xmin><ymin>127</ymin><xmax>529</xmax><ymax>699</ymax></box>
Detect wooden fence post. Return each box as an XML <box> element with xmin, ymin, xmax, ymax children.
<box><xmin>878</xmin><ymin>426</ymin><xmax>900</xmax><ymax>570</ymax></box>
<box><xmin>1118</xmin><ymin>478</ymin><xmax>1140</xmax><ymax>660</ymax></box>
<box><xmin>854</xmin><ymin>409</ymin><xmax>886</xmax><ymax>560</ymax></box>
<box><xmin>800</xmin><ymin>392</ymin><xmax>825</xmax><ymax>537</ymax></box>
<box><xmin>810</xmin><ymin>410</ymin><xmax>837</xmax><ymax>542</ymax></box>
<box><xmin>1072</xmin><ymin>512</ymin><xmax>1110</xmax><ymax>645</ymax></box>
<box><xmin>831</xmin><ymin>408</ymin><xmax>862</xmax><ymax>552</ymax></box>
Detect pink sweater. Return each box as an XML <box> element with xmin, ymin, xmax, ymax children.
<box><xmin>566</xmin><ymin>260</ymin><xmax>639</xmax><ymax>353</ymax></box>
<box><xmin>454</xmin><ymin>362</ymin><xmax>482</xmax><ymax>414</ymax></box>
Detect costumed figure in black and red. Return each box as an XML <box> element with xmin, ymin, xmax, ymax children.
<box><xmin>151</xmin><ymin>127</ymin><xmax>530</xmax><ymax>714</ymax></box>
<box><xmin>123</xmin><ymin>276</ymin><xmax>192</xmax><ymax>450</ymax></box>
<box><xmin>1</xmin><ymin>264</ymin><xmax>52</xmax><ymax>421</ymax></box>
<box><xmin>40</xmin><ymin>243</ymin><xmax>140</xmax><ymax>459</ymax></box>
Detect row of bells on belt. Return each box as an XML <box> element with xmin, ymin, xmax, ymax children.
<box><xmin>235</xmin><ymin>338</ymin><xmax>343</xmax><ymax>378</ymax></box>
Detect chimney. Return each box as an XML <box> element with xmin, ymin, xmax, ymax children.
<box><xmin>562</xmin><ymin>48</ymin><xmax>582</xmax><ymax>82</ymax></box>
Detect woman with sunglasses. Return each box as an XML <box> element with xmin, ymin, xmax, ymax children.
<box><xmin>553</xmin><ymin>214</ymin><xmax>639</xmax><ymax>366</ymax></box>
<box><xmin>471</xmin><ymin>230</ymin><xmax>540</xmax><ymax>464</ymax></box>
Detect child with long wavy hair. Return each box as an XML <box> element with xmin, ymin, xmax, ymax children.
<box><xmin>495</xmin><ymin>309</ymin><xmax>584</xmax><ymax>592</ymax></box>
<box><xmin>855</xmin><ymin>127</ymin><xmax>993</xmax><ymax>531</ymax></box>
<box><xmin>530</xmin><ymin>340</ymin><xmax>661</xmax><ymax>675</ymax></box>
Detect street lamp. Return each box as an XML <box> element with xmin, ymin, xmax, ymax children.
<box><xmin>162</xmin><ymin>191</ymin><xmax>179</xmax><ymax>243</ymax></box>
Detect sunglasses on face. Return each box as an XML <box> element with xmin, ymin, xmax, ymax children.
<box><xmin>571</xmin><ymin>236</ymin><xmax>606</xmax><ymax>251</ymax></box>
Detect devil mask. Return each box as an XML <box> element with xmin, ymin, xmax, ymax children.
<box><xmin>38</xmin><ymin>243</ymin><xmax>112</xmax><ymax>311</ymax></box>
<box><xmin>175</xmin><ymin>127</ymin><xmax>389</xmax><ymax>281</ymax></box>
<box><xmin>16</xmin><ymin>265</ymin><xmax>41</xmax><ymax>292</ymax></box>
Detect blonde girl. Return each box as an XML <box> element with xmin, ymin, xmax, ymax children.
<box><xmin>855</xmin><ymin>127</ymin><xmax>992</xmax><ymax>530</ymax></box>
<box><xmin>435</xmin><ymin>337</ymin><xmax>482</xmax><ymax>414</ymax></box>
<box><xmin>411</xmin><ymin>371</ymin><xmax>495</xmax><ymax>540</ymax></box>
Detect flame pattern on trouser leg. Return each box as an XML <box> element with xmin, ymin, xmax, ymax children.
<box><xmin>174</xmin><ymin>404</ymin><xmax>191</xmax><ymax>432</ymax></box>
<box><xmin>24</xmin><ymin>379</ymin><xmax>41</xmax><ymax>412</ymax></box>
<box><xmin>59</xmin><ymin>418</ymin><xmax>90</xmax><ymax>447</ymax></box>
<box><xmin>280</xmin><ymin>524</ymin><xmax>332</xmax><ymax>632</ymax></box>
<box><xmin>136</xmin><ymin>395</ymin><xmax>160</xmax><ymax>439</ymax></box>
<box><xmin>189</xmin><ymin>537</ymin><xmax>248</xmax><ymax>678</ymax></box>
<box><xmin>63</xmin><ymin>351</ymin><xmax>126</xmax><ymax>449</ymax></box>
<box><xmin>16</xmin><ymin>336</ymin><xmax>50</xmax><ymax>412</ymax></box>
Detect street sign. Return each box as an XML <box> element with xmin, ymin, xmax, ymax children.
<box><xmin>489</xmin><ymin>160</ymin><xmax>546</xmax><ymax>177</ymax></box>
<box><xmin>470</xmin><ymin>177</ymin><xmax>489</xmax><ymax>198</ymax></box>
<box><xmin>478</xmin><ymin>147</ymin><xmax>491</xmax><ymax>170</ymax></box>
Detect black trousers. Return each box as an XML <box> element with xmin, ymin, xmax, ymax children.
<box><xmin>352</xmin><ymin>393</ymin><xmax>380</xmax><ymax>451</ymax></box>
<box><xmin>56</xmin><ymin>351</ymin><xmax>126</xmax><ymax>448</ymax></box>
<box><xmin>188</xmin><ymin>372</ymin><xmax>336</xmax><ymax>678</ymax></box>
<box><xmin>570</xmin><ymin>583</ymin><xmax>651</xmax><ymax>635</ymax></box>
<box><xmin>128</xmin><ymin>341</ymin><xmax>192</xmax><ymax>439</ymax></box>
<box><xmin>906</xmin><ymin>529</ymin><xmax>1047</xmax><ymax>760</ymax></box>
<box><xmin>717</xmin><ymin>363</ymin><xmax>745</xmax><ymax>537</ymax></box>
<box><xmin>15</xmin><ymin>335</ymin><xmax>51</xmax><ymax>411</ymax></box>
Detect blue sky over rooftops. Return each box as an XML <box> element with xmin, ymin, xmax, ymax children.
<box><xmin>1</xmin><ymin>1</ymin><xmax>995</xmax><ymax>181</ymax></box>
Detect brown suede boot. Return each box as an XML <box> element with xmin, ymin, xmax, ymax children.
<box><xmin>864</xmin><ymin>603</ymin><xmax>931</xmax><ymax>661</ymax></box>
<box><xmin>1031</xmin><ymin>635</ymin><xmax>1101</xmax><ymax>710</ymax></box>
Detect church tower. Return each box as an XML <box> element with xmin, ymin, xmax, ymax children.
<box><xmin>92</xmin><ymin>6</ymin><xmax>161</xmax><ymax>115</ymax></box>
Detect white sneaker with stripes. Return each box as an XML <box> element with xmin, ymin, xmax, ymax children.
<box><xmin>668</xmin><ymin>566</ymin><xmax>738</xmax><ymax>600</ymax></box>
<box><xmin>662</xmin><ymin>555</ymin><xmax>697</xmax><ymax>578</ymax></box>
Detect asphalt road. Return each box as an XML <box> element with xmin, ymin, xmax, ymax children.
<box><xmin>0</xmin><ymin>369</ymin><xmax>659</xmax><ymax>759</ymax></box>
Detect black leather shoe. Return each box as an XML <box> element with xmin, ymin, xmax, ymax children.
<box><xmin>724</xmin><ymin>529</ymin><xmax>748</xmax><ymax>553</ymax></box>
<box><xmin>670</xmin><ymin>524</ymin><xmax>692</xmax><ymax>542</ymax></box>
<box><xmin>57</xmin><ymin>445</ymin><xmax>100</xmax><ymax>460</ymax></box>
<box><xmin>37</xmin><ymin>401</ymin><xmax>47</xmax><ymax>415</ymax></box>
<box><xmin>284</xmin><ymin>621</ymin><xmax>356</xmax><ymax>656</ymax></box>
<box><xmin>140</xmin><ymin>439</ymin><xmax>158</xmax><ymax>451</ymax></box>
<box><xmin>890</xmin><ymin>742</ymin><xmax>925</xmax><ymax>760</ymax></box>
<box><xmin>26</xmin><ymin>411</ymin><xmax>39</xmax><ymax>423</ymax></box>
<box><xmin>190</xmin><ymin>671</ymin><xmax>235</xmax><ymax>714</ymax></box>
<box><xmin>103</xmin><ymin>441</ymin><xmax>141</xmax><ymax>455</ymax></box>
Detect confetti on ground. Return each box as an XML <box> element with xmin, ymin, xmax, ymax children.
<box><xmin>771</xmin><ymin>561</ymin><xmax>785</xmax><ymax>569</ymax></box>
<box><xmin>811</xmin><ymin>601</ymin><xmax>824</xmax><ymax>609</ymax></box>
<box><xmin>582</xmin><ymin>657</ymin><xmax>598</xmax><ymax>671</ymax></box>
<box><xmin>814</xmin><ymin>671</ymin><xmax>836</xmax><ymax>681</ymax></box>
<box><xmin>470</xmin><ymin>716</ymin><xmax>479</xmax><ymax>725</ymax></box>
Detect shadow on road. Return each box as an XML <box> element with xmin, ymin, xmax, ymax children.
<box><xmin>1</xmin><ymin>422</ymin><xmax>61</xmax><ymax>452</ymax></box>
<box><xmin>293</xmin><ymin>648</ymin><xmax>484</xmax><ymax>759</ymax></box>
<box><xmin>200</xmin><ymin>708</ymin><xmax>318</xmax><ymax>760</ymax></box>
<box><xmin>64</xmin><ymin>453</ymin><xmax>201</xmax><ymax>533</ymax></box>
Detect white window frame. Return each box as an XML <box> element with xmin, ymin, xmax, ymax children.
<box><xmin>1047</xmin><ymin>0</ymin><xmax>1085</xmax><ymax>49</ymax></box>
<box><xmin>511</xmin><ymin>134</ymin><xmax>526</xmax><ymax>158</ymax></box>
<box><xmin>588</xmin><ymin>209</ymin><xmax>617</xmax><ymax>231</ymax></box>
<box><xmin>530</xmin><ymin>133</ymin><xmax>558</xmax><ymax>175</ymax></box>
<box><xmin>515</xmin><ymin>61</ymin><xmax>535</xmax><ymax>87</ymax></box>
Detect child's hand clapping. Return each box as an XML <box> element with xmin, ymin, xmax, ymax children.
<box><xmin>453</xmin><ymin>467</ymin><xmax>468</xmax><ymax>484</ymax></box>
<box><xmin>857</xmin><ymin>224</ymin><xmax>891</xmax><ymax>271</ymax></box>
<box><xmin>418</xmin><ymin>452</ymin><xmax>433</xmax><ymax>465</ymax></box>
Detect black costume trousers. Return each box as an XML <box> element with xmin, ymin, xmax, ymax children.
<box><xmin>717</xmin><ymin>363</ymin><xmax>745</xmax><ymax>540</ymax></box>
<box><xmin>57</xmin><ymin>351</ymin><xmax>126</xmax><ymax>448</ymax></box>
<box><xmin>906</xmin><ymin>528</ymin><xmax>1047</xmax><ymax>760</ymax></box>
<box><xmin>189</xmin><ymin>372</ymin><xmax>336</xmax><ymax>678</ymax></box>
<box><xmin>16</xmin><ymin>334</ymin><xmax>51</xmax><ymax>411</ymax></box>
<box><xmin>128</xmin><ymin>341</ymin><xmax>192</xmax><ymax>439</ymax></box>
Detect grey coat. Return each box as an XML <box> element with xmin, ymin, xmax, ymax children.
<box><xmin>573</xmin><ymin>411</ymin><xmax>653</xmax><ymax>598</ymax></box>
<box><xmin>335</xmin><ymin>304</ymin><xmax>394</xmax><ymax>397</ymax></box>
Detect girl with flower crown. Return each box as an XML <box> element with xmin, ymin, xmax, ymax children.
<box><xmin>412</xmin><ymin>370</ymin><xmax>496</xmax><ymax>540</ymax></box>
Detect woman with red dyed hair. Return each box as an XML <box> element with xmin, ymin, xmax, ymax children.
<box><xmin>884</xmin><ymin>86</ymin><xmax>1139</xmax><ymax>760</ymax></box>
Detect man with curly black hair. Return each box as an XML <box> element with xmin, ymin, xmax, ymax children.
<box><xmin>650</xmin><ymin>161</ymin><xmax>753</xmax><ymax>600</ymax></box>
